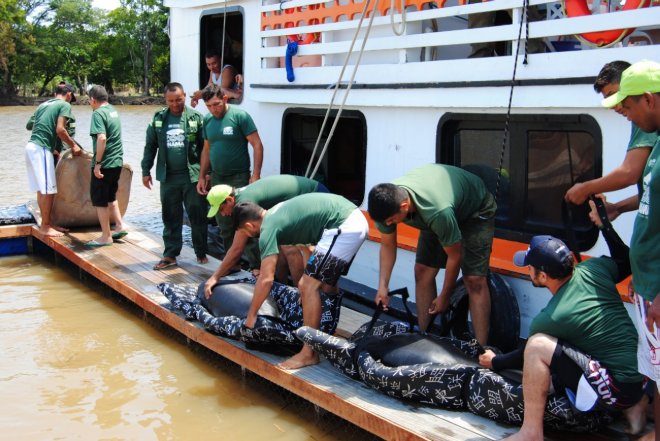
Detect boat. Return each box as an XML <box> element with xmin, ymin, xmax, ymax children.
<box><xmin>166</xmin><ymin>0</ymin><xmax>658</xmax><ymax>332</ymax></box>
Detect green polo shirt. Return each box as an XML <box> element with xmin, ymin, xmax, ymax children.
<box><xmin>375</xmin><ymin>163</ymin><xmax>492</xmax><ymax>246</ymax></box>
<box><xmin>259</xmin><ymin>193</ymin><xmax>356</xmax><ymax>258</ymax></box>
<box><xmin>235</xmin><ymin>175</ymin><xmax>320</xmax><ymax>208</ymax></box>
<box><xmin>90</xmin><ymin>104</ymin><xmax>123</xmax><ymax>169</ymax></box>
<box><xmin>530</xmin><ymin>257</ymin><xmax>643</xmax><ymax>383</ymax></box>
<box><xmin>202</xmin><ymin>106</ymin><xmax>257</xmax><ymax>178</ymax></box>
<box><xmin>28</xmin><ymin>98</ymin><xmax>74</xmax><ymax>152</ymax></box>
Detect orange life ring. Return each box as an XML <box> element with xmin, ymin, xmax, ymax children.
<box><xmin>287</xmin><ymin>32</ymin><xmax>319</xmax><ymax>45</ymax></box>
<box><xmin>562</xmin><ymin>0</ymin><xmax>652</xmax><ymax>47</ymax></box>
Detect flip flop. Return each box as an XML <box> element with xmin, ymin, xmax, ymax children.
<box><xmin>112</xmin><ymin>231</ymin><xmax>128</xmax><ymax>240</ymax></box>
<box><xmin>85</xmin><ymin>240</ymin><xmax>112</xmax><ymax>248</ymax></box>
<box><xmin>153</xmin><ymin>259</ymin><xmax>177</xmax><ymax>270</ymax></box>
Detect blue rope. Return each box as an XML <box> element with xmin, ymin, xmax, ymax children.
<box><xmin>285</xmin><ymin>40</ymin><xmax>299</xmax><ymax>82</ymax></box>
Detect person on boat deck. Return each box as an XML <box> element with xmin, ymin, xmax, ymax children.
<box><xmin>190</xmin><ymin>51</ymin><xmax>243</xmax><ymax>107</ymax></box>
<box><xmin>479</xmin><ymin>231</ymin><xmax>647</xmax><ymax>440</ymax></box>
<box><xmin>196</xmin><ymin>83</ymin><xmax>263</xmax><ymax>258</ymax></box>
<box><xmin>141</xmin><ymin>82</ymin><xmax>208</xmax><ymax>270</ymax></box>
<box><xmin>24</xmin><ymin>83</ymin><xmax>82</xmax><ymax>237</ymax></box>
<box><xmin>202</xmin><ymin>175</ymin><xmax>329</xmax><ymax>297</ymax></box>
<box><xmin>603</xmin><ymin>59</ymin><xmax>660</xmax><ymax>441</ymax></box>
<box><xmin>233</xmin><ymin>193</ymin><xmax>368</xmax><ymax>369</ymax></box>
<box><xmin>466</xmin><ymin>0</ymin><xmax>545</xmax><ymax>58</ymax></box>
<box><xmin>565</xmin><ymin>61</ymin><xmax>656</xmax><ymax>219</ymax></box>
<box><xmin>368</xmin><ymin>163</ymin><xmax>496</xmax><ymax>345</ymax></box>
<box><xmin>86</xmin><ymin>85</ymin><xmax>128</xmax><ymax>247</ymax></box>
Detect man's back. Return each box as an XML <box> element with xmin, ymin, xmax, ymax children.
<box><xmin>29</xmin><ymin>98</ymin><xmax>72</xmax><ymax>152</ymax></box>
<box><xmin>530</xmin><ymin>257</ymin><xmax>642</xmax><ymax>382</ymax></box>
<box><xmin>236</xmin><ymin>175</ymin><xmax>319</xmax><ymax>209</ymax></box>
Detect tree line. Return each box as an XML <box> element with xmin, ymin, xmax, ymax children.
<box><xmin>0</xmin><ymin>0</ymin><xmax>169</xmax><ymax>100</ymax></box>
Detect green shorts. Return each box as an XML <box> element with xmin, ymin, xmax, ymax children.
<box><xmin>415</xmin><ymin>194</ymin><xmax>495</xmax><ymax>276</ymax></box>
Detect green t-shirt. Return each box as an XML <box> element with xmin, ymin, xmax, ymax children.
<box><xmin>90</xmin><ymin>104</ymin><xmax>123</xmax><ymax>169</ymax></box>
<box><xmin>28</xmin><ymin>98</ymin><xmax>74</xmax><ymax>153</ymax></box>
<box><xmin>628</xmin><ymin>123</ymin><xmax>658</xmax><ymax>197</ymax></box>
<box><xmin>259</xmin><ymin>193</ymin><xmax>356</xmax><ymax>258</ymax></box>
<box><xmin>164</xmin><ymin>113</ymin><xmax>189</xmax><ymax>183</ymax></box>
<box><xmin>630</xmin><ymin>137</ymin><xmax>660</xmax><ymax>301</ymax></box>
<box><xmin>202</xmin><ymin>106</ymin><xmax>257</xmax><ymax>177</ymax></box>
<box><xmin>530</xmin><ymin>257</ymin><xmax>643</xmax><ymax>383</ymax></box>
<box><xmin>375</xmin><ymin>164</ymin><xmax>493</xmax><ymax>246</ymax></box>
<box><xmin>235</xmin><ymin>175</ymin><xmax>320</xmax><ymax>208</ymax></box>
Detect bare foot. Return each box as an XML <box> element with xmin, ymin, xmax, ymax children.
<box><xmin>39</xmin><ymin>226</ymin><xmax>64</xmax><ymax>237</ymax></box>
<box><xmin>52</xmin><ymin>225</ymin><xmax>69</xmax><ymax>233</ymax></box>
<box><xmin>637</xmin><ymin>430</ymin><xmax>656</xmax><ymax>441</ymax></box>
<box><xmin>623</xmin><ymin>395</ymin><xmax>648</xmax><ymax>435</ymax></box>
<box><xmin>197</xmin><ymin>256</ymin><xmax>208</xmax><ymax>264</ymax></box>
<box><xmin>278</xmin><ymin>349</ymin><xmax>319</xmax><ymax>370</ymax></box>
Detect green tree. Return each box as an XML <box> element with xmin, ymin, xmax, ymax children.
<box><xmin>0</xmin><ymin>0</ymin><xmax>27</xmax><ymax>97</ymax></box>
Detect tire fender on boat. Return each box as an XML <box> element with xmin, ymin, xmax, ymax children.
<box><xmin>562</xmin><ymin>0</ymin><xmax>651</xmax><ymax>47</ymax></box>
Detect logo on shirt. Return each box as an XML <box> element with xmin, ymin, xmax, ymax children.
<box><xmin>223</xmin><ymin>127</ymin><xmax>234</xmax><ymax>136</ymax></box>
<box><xmin>166</xmin><ymin>127</ymin><xmax>185</xmax><ymax>149</ymax></box>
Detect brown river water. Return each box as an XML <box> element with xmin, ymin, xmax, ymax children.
<box><xmin>0</xmin><ymin>106</ymin><xmax>374</xmax><ymax>440</ymax></box>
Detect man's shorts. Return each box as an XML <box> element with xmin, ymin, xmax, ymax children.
<box><xmin>415</xmin><ymin>194</ymin><xmax>496</xmax><ymax>276</ymax></box>
<box><xmin>24</xmin><ymin>142</ymin><xmax>57</xmax><ymax>194</ymax></box>
<box><xmin>90</xmin><ymin>167</ymin><xmax>122</xmax><ymax>207</ymax></box>
<box><xmin>305</xmin><ymin>209</ymin><xmax>368</xmax><ymax>286</ymax></box>
<box><xmin>633</xmin><ymin>293</ymin><xmax>660</xmax><ymax>391</ymax></box>
<box><xmin>550</xmin><ymin>339</ymin><xmax>645</xmax><ymax>411</ymax></box>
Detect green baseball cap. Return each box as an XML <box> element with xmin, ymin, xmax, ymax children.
<box><xmin>602</xmin><ymin>60</ymin><xmax>660</xmax><ymax>108</ymax></box>
<box><xmin>207</xmin><ymin>184</ymin><xmax>232</xmax><ymax>217</ymax></box>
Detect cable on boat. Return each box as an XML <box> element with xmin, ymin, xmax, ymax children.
<box><xmin>389</xmin><ymin>0</ymin><xmax>407</xmax><ymax>36</ymax></box>
<box><xmin>220</xmin><ymin>0</ymin><xmax>228</xmax><ymax>69</ymax></box>
<box><xmin>304</xmin><ymin>0</ymin><xmax>379</xmax><ymax>180</ymax></box>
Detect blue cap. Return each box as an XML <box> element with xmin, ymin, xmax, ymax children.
<box><xmin>513</xmin><ymin>235</ymin><xmax>572</xmax><ymax>275</ymax></box>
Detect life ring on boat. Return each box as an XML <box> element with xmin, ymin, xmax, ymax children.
<box><xmin>287</xmin><ymin>32</ymin><xmax>319</xmax><ymax>45</ymax></box>
<box><xmin>439</xmin><ymin>273</ymin><xmax>520</xmax><ymax>353</ymax></box>
<box><xmin>467</xmin><ymin>368</ymin><xmax>614</xmax><ymax>431</ymax></box>
<box><xmin>562</xmin><ymin>0</ymin><xmax>652</xmax><ymax>47</ymax></box>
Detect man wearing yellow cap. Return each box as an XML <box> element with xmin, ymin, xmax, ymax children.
<box><xmin>203</xmin><ymin>175</ymin><xmax>328</xmax><ymax>298</ymax></box>
<box><xmin>602</xmin><ymin>59</ymin><xmax>660</xmax><ymax>441</ymax></box>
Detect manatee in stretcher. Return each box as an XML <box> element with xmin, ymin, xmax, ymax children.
<box><xmin>196</xmin><ymin>281</ymin><xmax>279</xmax><ymax>319</ymax></box>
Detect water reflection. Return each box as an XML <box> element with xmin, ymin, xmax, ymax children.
<box><xmin>0</xmin><ymin>105</ymin><xmax>166</xmax><ymax>237</ymax></box>
<box><xmin>0</xmin><ymin>255</ymin><xmax>365</xmax><ymax>440</ymax></box>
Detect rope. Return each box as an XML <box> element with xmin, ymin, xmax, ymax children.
<box><xmin>494</xmin><ymin>0</ymin><xmax>530</xmax><ymax>203</ymax></box>
<box><xmin>220</xmin><ymin>0</ymin><xmax>228</xmax><ymax>69</ymax></box>
<box><xmin>304</xmin><ymin>0</ymin><xmax>378</xmax><ymax>179</ymax></box>
<box><xmin>390</xmin><ymin>0</ymin><xmax>407</xmax><ymax>36</ymax></box>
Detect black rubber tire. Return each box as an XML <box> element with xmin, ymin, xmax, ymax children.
<box><xmin>441</xmin><ymin>272</ymin><xmax>520</xmax><ymax>353</ymax></box>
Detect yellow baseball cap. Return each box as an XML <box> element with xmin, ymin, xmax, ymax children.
<box><xmin>207</xmin><ymin>184</ymin><xmax>232</xmax><ymax>217</ymax></box>
<box><xmin>602</xmin><ymin>60</ymin><xmax>660</xmax><ymax>108</ymax></box>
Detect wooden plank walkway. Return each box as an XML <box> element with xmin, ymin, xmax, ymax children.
<box><xmin>3</xmin><ymin>223</ymin><xmax>643</xmax><ymax>441</ymax></box>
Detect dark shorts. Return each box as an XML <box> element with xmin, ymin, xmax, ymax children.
<box><xmin>90</xmin><ymin>167</ymin><xmax>122</xmax><ymax>207</ymax></box>
<box><xmin>550</xmin><ymin>340</ymin><xmax>645</xmax><ymax>411</ymax></box>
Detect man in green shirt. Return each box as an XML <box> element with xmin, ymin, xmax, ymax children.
<box><xmin>196</xmin><ymin>84</ymin><xmax>264</xmax><ymax>258</ymax></box>
<box><xmin>368</xmin><ymin>163</ymin><xmax>496</xmax><ymax>345</ymax></box>
<box><xmin>565</xmin><ymin>61</ymin><xmax>656</xmax><ymax>218</ymax></box>
<box><xmin>86</xmin><ymin>85</ymin><xmax>127</xmax><ymax>247</ymax></box>
<box><xmin>203</xmin><ymin>175</ymin><xmax>327</xmax><ymax>297</ymax></box>
<box><xmin>603</xmin><ymin>60</ymin><xmax>660</xmax><ymax>441</ymax></box>
<box><xmin>487</xmin><ymin>235</ymin><xmax>646</xmax><ymax>441</ymax></box>
<box><xmin>24</xmin><ymin>83</ymin><xmax>81</xmax><ymax>237</ymax></box>
<box><xmin>233</xmin><ymin>193</ymin><xmax>368</xmax><ymax>369</ymax></box>
<box><xmin>141</xmin><ymin>82</ymin><xmax>208</xmax><ymax>269</ymax></box>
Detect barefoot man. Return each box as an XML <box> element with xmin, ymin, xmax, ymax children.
<box><xmin>233</xmin><ymin>193</ymin><xmax>368</xmax><ymax>369</ymax></box>
<box><xmin>24</xmin><ymin>83</ymin><xmax>82</xmax><ymax>236</ymax></box>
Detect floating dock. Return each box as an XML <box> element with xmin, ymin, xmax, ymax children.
<box><xmin>0</xmin><ymin>221</ymin><xmax>643</xmax><ymax>441</ymax></box>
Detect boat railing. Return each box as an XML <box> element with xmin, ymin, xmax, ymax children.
<box><xmin>258</xmin><ymin>0</ymin><xmax>659</xmax><ymax>84</ymax></box>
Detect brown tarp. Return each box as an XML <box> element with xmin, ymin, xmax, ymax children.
<box><xmin>50</xmin><ymin>149</ymin><xmax>132</xmax><ymax>227</ymax></box>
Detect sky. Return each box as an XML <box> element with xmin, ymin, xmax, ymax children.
<box><xmin>92</xmin><ymin>0</ymin><xmax>122</xmax><ymax>11</ymax></box>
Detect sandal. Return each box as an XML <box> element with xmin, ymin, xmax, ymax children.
<box><xmin>153</xmin><ymin>259</ymin><xmax>177</xmax><ymax>270</ymax></box>
<box><xmin>112</xmin><ymin>231</ymin><xmax>128</xmax><ymax>240</ymax></box>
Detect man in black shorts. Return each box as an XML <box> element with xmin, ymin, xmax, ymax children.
<box><xmin>87</xmin><ymin>85</ymin><xmax>127</xmax><ymax>247</ymax></box>
<box><xmin>480</xmin><ymin>228</ymin><xmax>647</xmax><ymax>440</ymax></box>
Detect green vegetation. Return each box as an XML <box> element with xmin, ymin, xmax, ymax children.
<box><xmin>0</xmin><ymin>0</ymin><xmax>169</xmax><ymax>99</ymax></box>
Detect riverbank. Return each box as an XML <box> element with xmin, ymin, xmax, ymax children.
<box><xmin>0</xmin><ymin>95</ymin><xmax>165</xmax><ymax>106</ymax></box>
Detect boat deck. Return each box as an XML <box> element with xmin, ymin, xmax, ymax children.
<box><xmin>0</xmin><ymin>223</ymin><xmax>645</xmax><ymax>441</ymax></box>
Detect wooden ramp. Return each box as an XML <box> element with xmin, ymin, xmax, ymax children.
<box><xmin>4</xmin><ymin>223</ymin><xmax>642</xmax><ymax>441</ymax></box>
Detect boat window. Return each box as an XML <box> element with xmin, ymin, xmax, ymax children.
<box><xmin>438</xmin><ymin>114</ymin><xmax>601</xmax><ymax>250</ymax></box>
<box><xmin>281</xmin><ymin>109</ymin><xmax>367</xmax><ymax>206</ymax></box>
<box><xmin>200</xmin><ymin>8</ymin><xmax>244</xmax><ymax>103</ymax></box>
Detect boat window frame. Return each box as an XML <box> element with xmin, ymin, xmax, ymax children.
<box><xmin>437</xmin><ymin>112</ymin><xmax>603</xmax><ymax>250</ymax></box>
